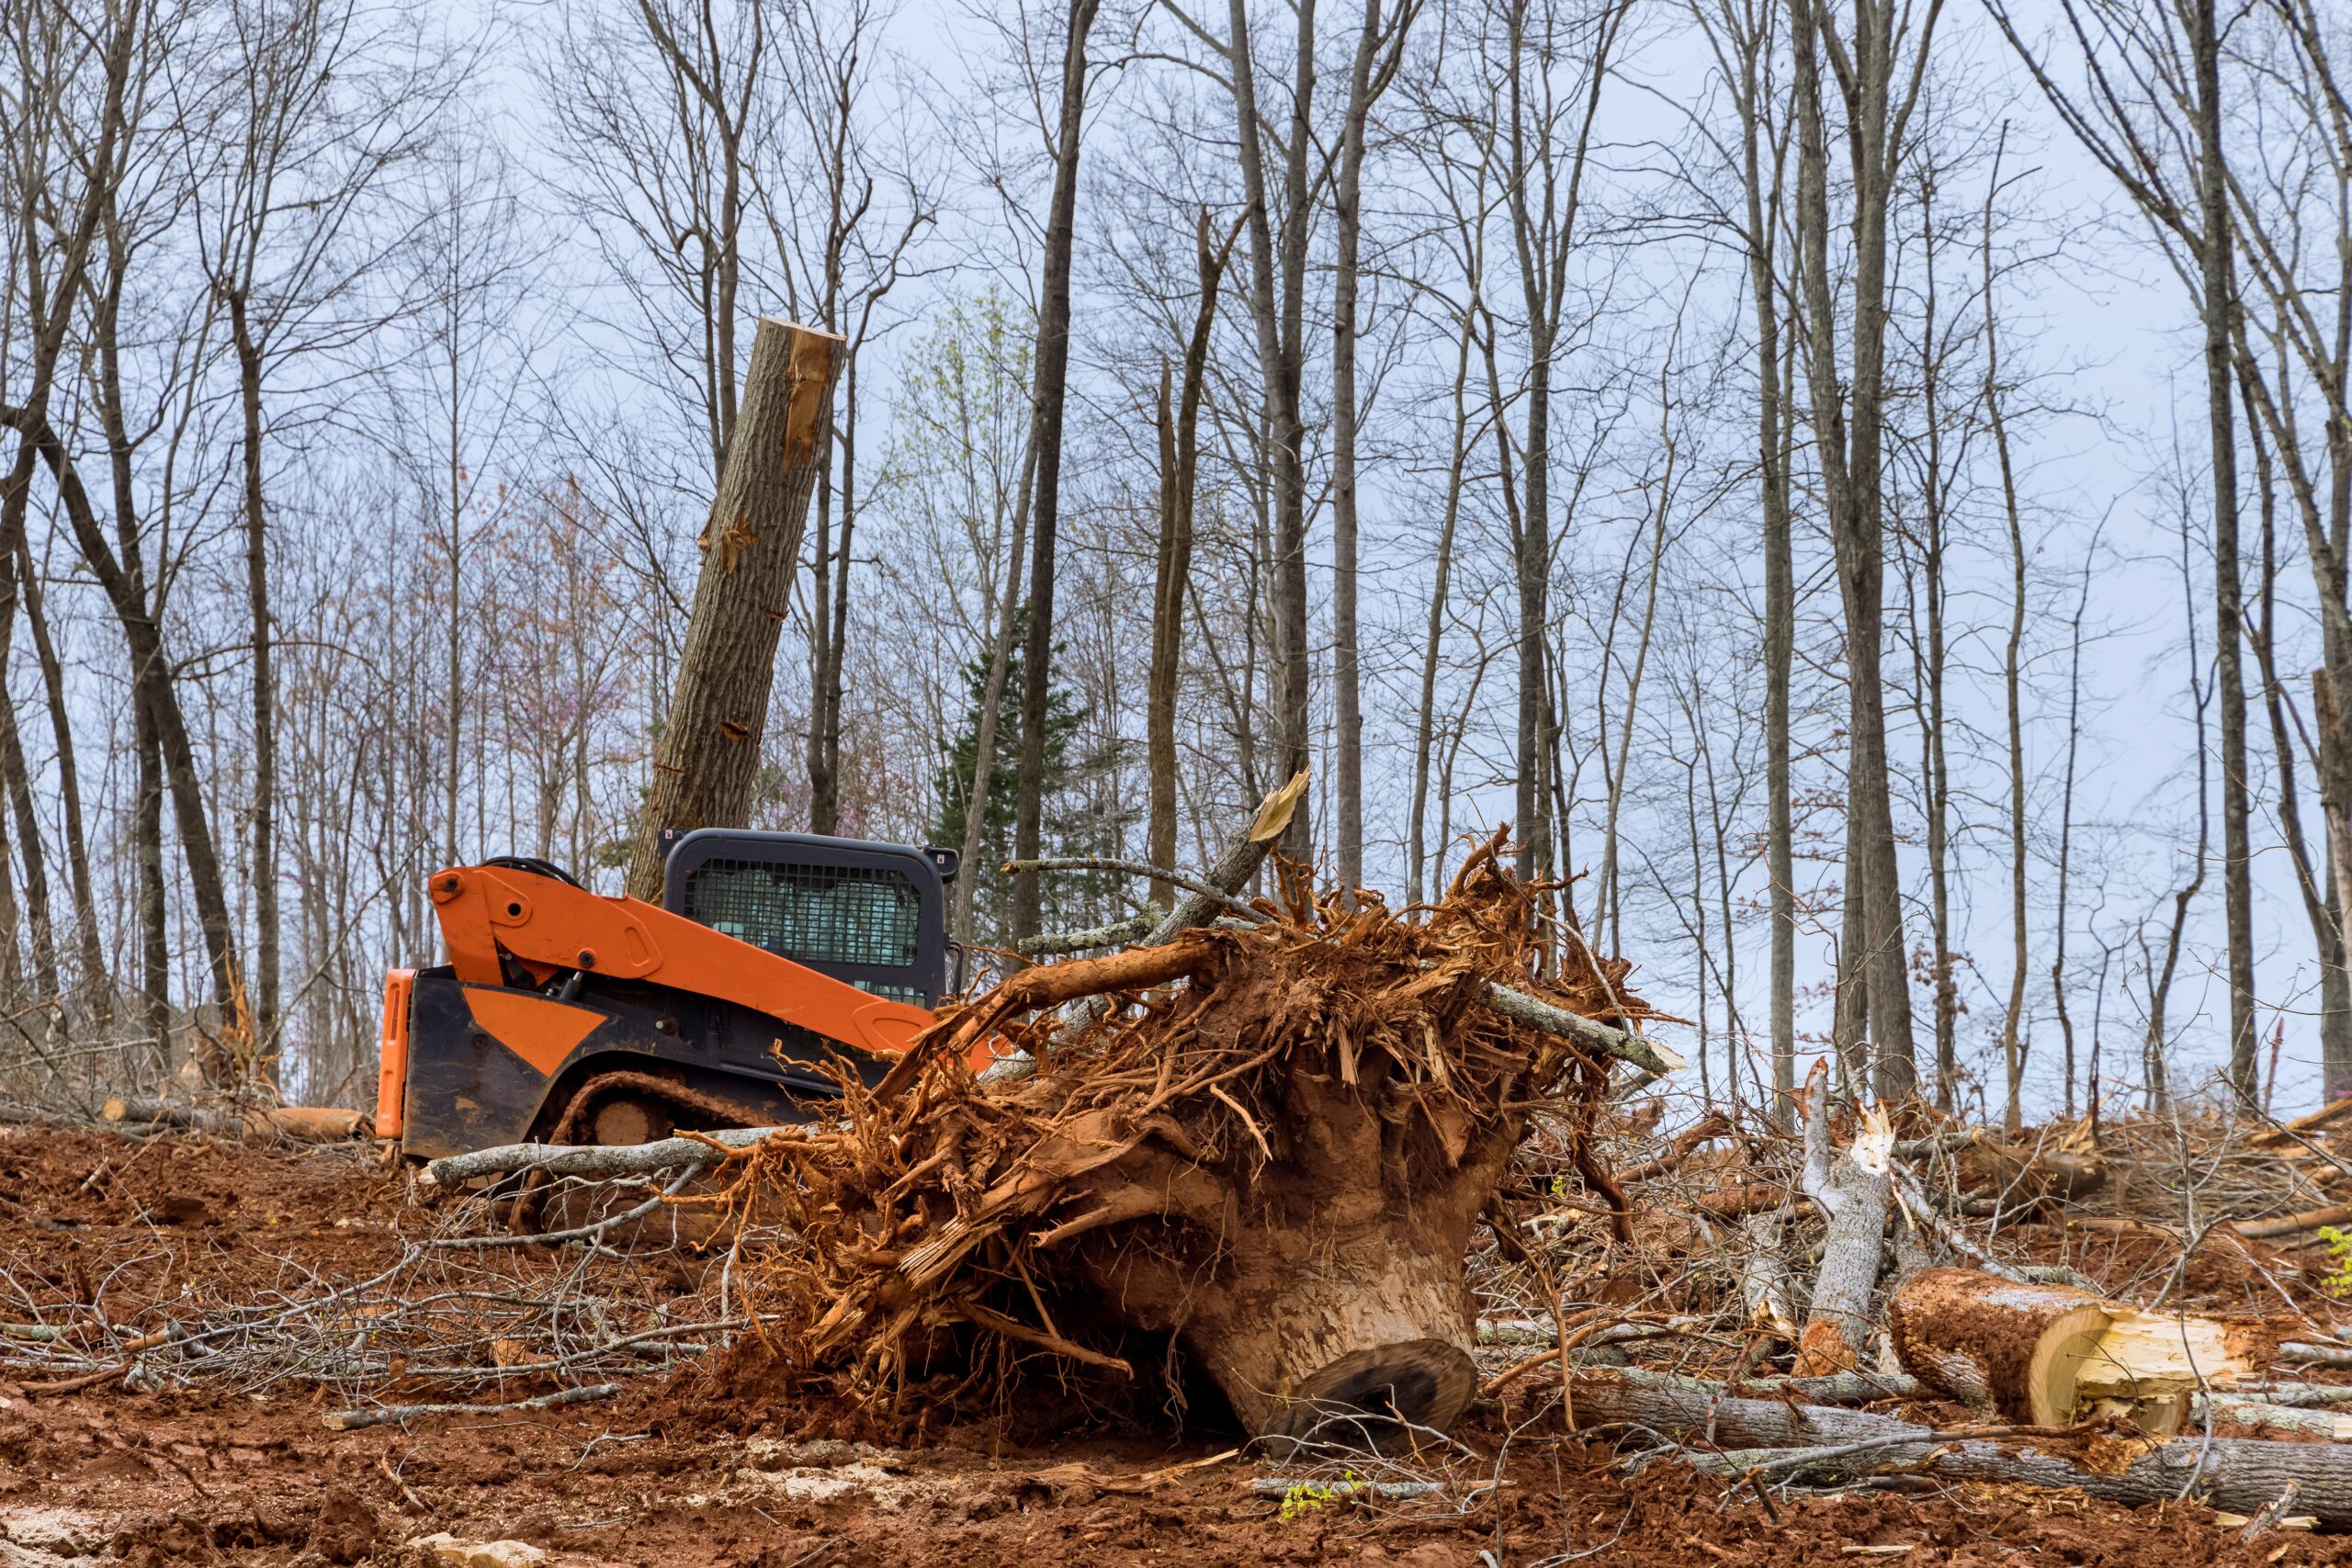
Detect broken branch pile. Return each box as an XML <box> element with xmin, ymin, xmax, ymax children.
<box><xmin>727</xmin><ymin>835</ymin><xmax>1661</xmax><ymax>1444</ymax></box>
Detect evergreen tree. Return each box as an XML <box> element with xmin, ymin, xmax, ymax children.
<box><xmin>934</xmin><ymin>604</ymin><xmax>1130</xmax><ymax>948</ymax></box>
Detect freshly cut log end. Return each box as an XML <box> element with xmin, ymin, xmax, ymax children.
<box><xmin>1888</xmin><ymin>1268</ymin><xmax>2250</xmax><ymax>1434</ymax></box>
<box><xmin>1261</xmin><ymin>1338</ymin><xmax>1476</xmax><ymax>1449</ymax></box>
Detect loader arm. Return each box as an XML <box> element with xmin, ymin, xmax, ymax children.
<box><xmin>428</xmin><ymin>863</ymin><xmax>939</xmax><ymax>1060</ymax></box>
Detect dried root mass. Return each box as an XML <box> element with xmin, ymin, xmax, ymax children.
<box><xmin>727</xmin><ymin>840</ymin><xmax>1655</xmax><ymax>1441</ymax></box>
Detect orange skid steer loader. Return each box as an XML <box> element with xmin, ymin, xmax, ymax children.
<box><xmin>376</xmin><ymin>829</ymin><xmax>981</xmax><ymax>1159</ymax></box>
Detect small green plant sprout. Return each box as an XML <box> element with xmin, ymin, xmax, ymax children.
<box><xmin>2318</xmin><ymin>1225</ymin><xmax>2352</xmax><ymax>1299</ymax></box>
<box><xmin>1277</xmin><ymin>1470</ymin><xmax>1361</xmax><ymax>1522</ymax></box>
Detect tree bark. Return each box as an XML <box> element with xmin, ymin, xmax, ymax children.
<box><xmin>6</xmin><ymin>409</ymin><xmax>240</xmax><ymax>1027</ymax></box>
<box><xmin>1009</xmin><ymin>0</ymin><xmax>1101</xmax><ymax>942</ymax></box>
<box><xmin>1566</xmin><ymin>1371</ymin><xmax>2352</xmax><ymax>1523</ymax></box>
<box><xmin>229</xmin><ymin>291</ymin><xmax>278</xmax><ymax>1070</ymax></box>
<box><xmin>626</xmin><ymin>319</ymin><xmax>843</xmax><ymax>899</ymax></box>
<box><xmin>0</xmin><ymin>524</ymin><xmax>62</xmax><ymax>1030</ymax></box>
<box><xmin>1224</xmin><ymin>0</ymin><xmax>1316</xmax><ymax>867</ymax></box>
<box><xmin>1984</xmin><ymin>142</ymin><xmax>2030</xmax><ymax>1137</ymax></box>
<box><xmin>1147</xmin><ymin>215</ymin><xmax>1229</xmax><ymax>910</ymax></box>
<box><xmin>6</xmin><ymin>524</ymin><xmax>105</xmax><ymax>1031</ymax></box>
<box><xmin>1408</xmin><ymin>312</ymin><xmax>1476</xmax><ymax>910</ymax></box>
<box><xmin>2192</xmin><ymin>0</ymin><xmax>2257</xmax><ymax>1107</ymax></box>
<box><xmin>1329</xmin><ymin>0</ymin><xmax>1409</xmax><ymax>898</ymax></box>
<box><xmin>1786</xmin><ymin>0</ymin><xmax>1926</xmax><ymax>1100</ymax></box>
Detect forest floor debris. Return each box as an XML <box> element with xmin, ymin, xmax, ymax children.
<box><xmin>9</xmin><ymin>862</ymin><xmax>2352</xmax><ymax>1560</ymax></box>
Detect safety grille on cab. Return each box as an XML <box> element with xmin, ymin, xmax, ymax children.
<box><xmin>680</xmin><ymin>859</ymin><xmax>923</xmax><ymax>993</ymax></box>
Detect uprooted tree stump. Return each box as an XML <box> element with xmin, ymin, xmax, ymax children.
<box><xmin>730</xmin><ymin>832</ymin><xmax>1662</xmax><ymax>1445</ymax></box>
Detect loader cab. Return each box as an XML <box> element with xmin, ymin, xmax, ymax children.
<box><xmin>657</xmin><ymin>829</ymin><xmax>962</xmax><ymax>1009</ymax></box>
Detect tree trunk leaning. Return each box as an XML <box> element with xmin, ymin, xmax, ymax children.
<box><xmin>627</xmin><ymin>320</ymin><xmax>843</xmax><ymax>900</ymax></box>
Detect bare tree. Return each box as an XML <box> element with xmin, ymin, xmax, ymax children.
<box><xmin>1784</xmin><ymin>0</ymin><xmax>1939</xmax><ymax>1100</ymax></box>
<box><xmin>1008</xmin><ymin>0</ymin><xmax>1100</xmax><ymax>942</ymax></box>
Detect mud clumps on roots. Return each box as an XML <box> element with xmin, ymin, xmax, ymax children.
<box><xmin>725</xmin><ymin>839</ymin><xmax>1658</xmax><ymax>1443</ymax></box>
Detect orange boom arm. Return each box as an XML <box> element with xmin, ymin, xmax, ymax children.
<box><xmin>429</xmin><ymin>863</ymin><xmax>944</xmax><ymax>1063</ymax></box>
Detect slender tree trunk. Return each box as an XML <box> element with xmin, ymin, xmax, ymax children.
<box><xmin>1010</xmin><ymin>0</ymin><xmax>1102</xmax><ymax>942</ymax></box>
<box><xmin>1984</xmin><ymin>141</ymin><xmax>2030</xmax><ymax>1135</ymax></box>
<box><xmin>1736</xmin><ymin>39</ymin><xmax>1798</xmax><ymax>1123</ymax></box>
<box><xmin>808</xmin><ymin>357</ymin><xmax>858</xmax><ymax>836</ymax></box>
<box><xmin>9</xmin><ymin>525</ymin><xmax>106</xmax><ymax>1030</ymax></box>
<box><xmin>0</xmin><ymin>534</ymin><xmax>61</xmax><ymax>1029</ymax></box>
<box><xmin>1408</xmin><ymin>312</ymin><xmax>1476</xmax><ymax>910</ymax></box>
<box><xmin>1330</xmin><ymin>0</ymin><xmax>1407</xmax><ymax>897</ymax></box>
<box><xmin>228</xmin><ymin>292</ymin><xmax>277</xmax><ymax>1073</ymax></box>
<box><xmin>2191</xmin><ymin>0</ymin><xmax>2257</xmax><ymax>1108</ymax></box>
<box><xmin>445</xmin><ymin>326</ymin><xmax>462</xmax><ymax>871</ymax></box>
<box><xmin>1787</xmin><ymin>0</ymin><xmax>1920</xmax><ymax>1100</ymax></box>
<box><xmin>2053</xmin><ymin>543</ymin><xmax>2095</xmax><ymax>1119</ymax></box>
<box><xmin>1221</xmin><ymin>0</ymin><xmax>1317</xmax><ymax>866</ymax></box>
<box><xmin>1148</xmin><ymin>215</ymin><xmax>1229</xmax><ymax>908</ymax></box>
<box><xmin>952</xmin><ymin>439</ymin><xmax>1034</xmax><ymax>948</ymax></box>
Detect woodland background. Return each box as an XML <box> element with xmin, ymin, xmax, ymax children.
<box><xmin>2</xmin><ymin>0</ymin><xmax>2343</xmax><ymax>1128</ymax></box>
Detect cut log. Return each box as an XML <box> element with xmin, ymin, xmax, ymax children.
<box><xmin>2253</xmin><ymin>1093</ymin><xmax>2352</xmax><ymax>1147</ymax></box>
<box><xmin>100</xmin><ymin>1097</ymin><xmax>365</xmax><ymax>1144</ymax></box>
<box><xmin>1566</xmin><ymin>1369</ymin><xmax>2352</xmax><ymax>1523</ymax></box>
<box><xmin>2233</xmin><ymin>1201</ymin><xmax>2352</xmax><ymax>1239</ymax></box>
<box><xmin>1886</xmin><ymin>1267</ymin><xmax>2278</xmax><ymax>1435</ymax></box>
<box><xmin>623</xmin><ymin>319</ymin><xmax>843</xmax><ymax>900</ymax></box>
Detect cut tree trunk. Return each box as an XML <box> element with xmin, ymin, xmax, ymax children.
<box><xmin>100</xmin><ymin>1097</ymin><xmax>364</xmax><ymax>1144</ymax></box>
<box><xmin>1793</xmin><ymin>1064</ymin><xmax>1889</xmax><ymax>1375</ymax></box>
<box><xmin>1566</xmin><ymin>1369</ymin><xmax>2352</xmax><ymax>1522</ymax></box>
<box><xmin>1887</xmin><ymin>1267</ymin><xmax>2279</xmax><ymax>1434</ymax></box>
<box><xmin>626</xmin><ymin>320</ymin><xmax>843</xmax><ymax>900</ymax></box>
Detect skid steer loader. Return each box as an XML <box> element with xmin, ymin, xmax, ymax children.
<box><xmin>375</xmin><ymin>829</ymin><xmax>977</xmax><ymax>1159</ymax></box>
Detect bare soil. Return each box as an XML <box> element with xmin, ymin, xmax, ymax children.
<box><xmin>0</xmin><ymin>1127</ymin><xmax>2339</xmax><ymax>1567</ymax></box>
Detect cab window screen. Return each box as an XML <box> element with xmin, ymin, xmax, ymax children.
<box><xmin>683</xmin><ymin>860</ymin><xmax>922</xmax><ymax>970</ymax></box>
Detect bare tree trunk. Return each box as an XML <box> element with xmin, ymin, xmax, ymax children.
<box><xmin>228</xmin><ymin>292</ymin><xmax>277</xmax><ymax>1072</ymax></box>
<box><xmin>1786</xmin><ymin>0</ymin><xmax>1927</xmax><ymax>1100</ymax></box>
<box><xmin>1720</xmin><ymin>0</ymin><xmax>1799</xmax><ymax>1122</ymax></box>
<box><xmin>1408</xmin><ymin>311</ymin><xmax>1476</xmax><ymax>910</ymax></box>
<box><xmin>1148</xmin><ymin>215</ymin><xmax>1230</xmax><ymax>909</ymax></box>
<box><xmin>626</xmin><ymin>319</ymin><xmax>843</xmax><ymax>899</ymax></box>
<box><xmin>6</xmin><ymin>524</ymin><xmax>105</xmax><ymax>1031</ymax></box>
<box><xmin>2053</xmin><ymin>542</ymin><xmax>2096</xmax><ymax>1119</ymax></box>
<box><xmin>1985</xmin><ymin>139</ymin><xmax>2030</xmax><ymax>1136</ymax></box>
<box><xmin>1009</xmin><ymin>0</ymin><xmax>1102</xmax><ymax>942</ymax></box>
<box><xmin>2191</xmin><ymin>0</ymin><xmax>2257</xmax><ymax>1108</ymax></box>
<box><xmin>0</xmin><ymin>536</ymin><xmax>62</xmax><ymax>1028</ymax></box>
<box><xmin>952</xmin><ymin>437</ymin><xmax>1033</xmax><ymax>948</ymax></box>
<box><xmin>1218</xmin><ymin>0</ymin><xmax>1317</xmax><ymax>866</ymax></box>
<box><xmin>808</xmin><ymin>355</ymin><xmax>861</xmax><ymax>836</ymax></box>
<box><xmin>1328</xmin><ymin>0</ymin><xmax>1413</xmax><ymax>897</ymax></box>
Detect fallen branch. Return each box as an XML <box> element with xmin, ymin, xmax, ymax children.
<box><xmin>1476</xmin><ymin>980</ymin><xmax>1680</xmax><ymax>1077</ymax></box>
<box><xmin>2198</xmin><ymin>1393</ymin><xmax>2352</xmax><ymax>1440</ymax></box>
<box><xmin>2233</xmin><ymin>1201</ymin><xmax>2352</xmax><ymax>1240</ymax></box>
<box><xmin>1013</xmin><ymin>913</ymin><xmax>1159</xmax><ymax>957</ymax></box>
<box><xmin>421</xmin><ymin>1126</ymin><xmax>794</xmax><ymax>1188</ymax></box>
<box><xmin>1569</xmin><ymin>1370</ymin><xmax>2352</xmax><ymax>1522</ymax></box>
<box><xmin>320</xmin><ymin>1382</ymin><xmax>622</xmax><ymax>1431</ymax></box>
<box><xmin>984</xmin><ymin>773</ymin><xmax>1308</xmax><ymax>1086</ymax></box>
<box><xmin>1247</xmin><ymin>1478</ymin><xmax>1442</xmax><ymax>1502</ymax></box>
